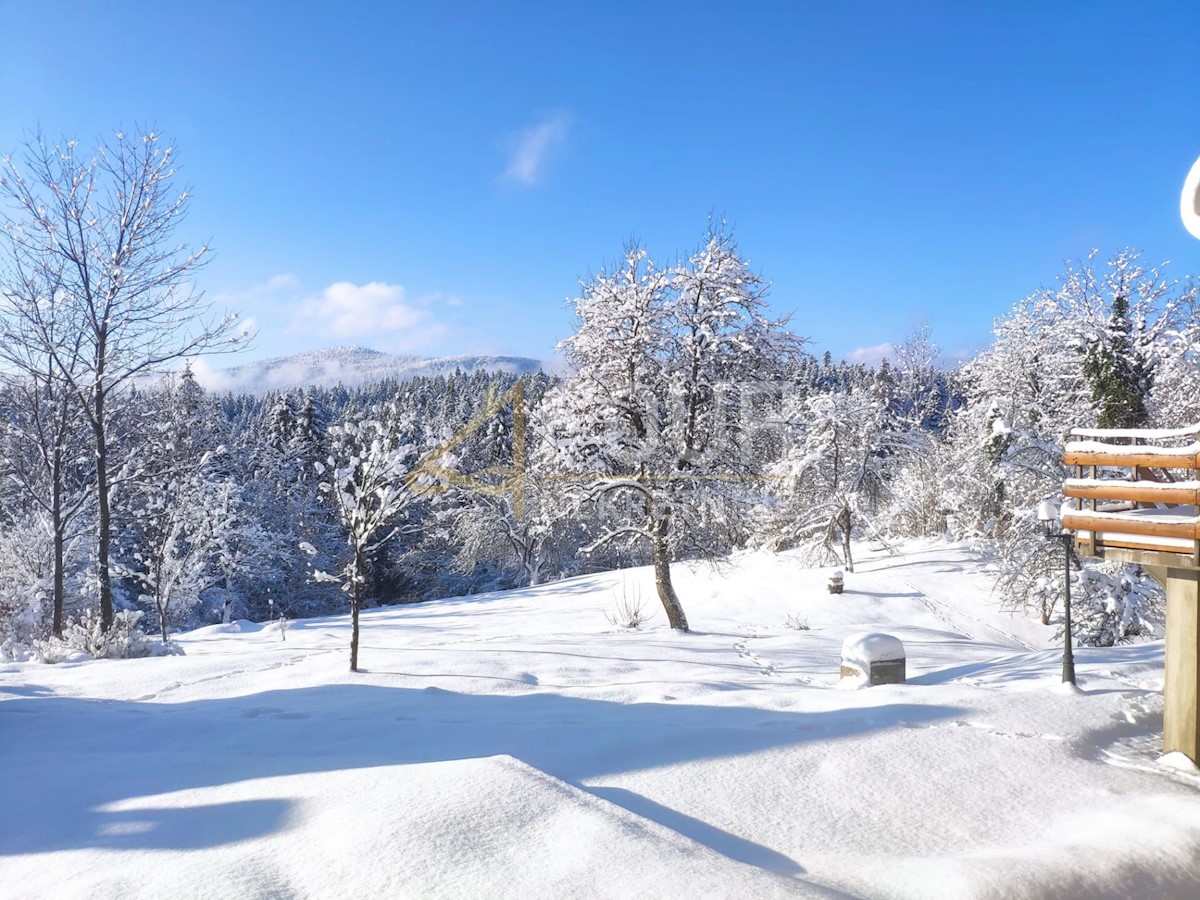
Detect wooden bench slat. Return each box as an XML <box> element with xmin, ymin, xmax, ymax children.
<box><xmin>1063</xmin><ymin>449</ymin><xmax>1200</xmax><ymax>468</ymax></box>
<box><xmin>1062</xmin><ymin>510</ymin><xmax>1200</xmax><ymax>540</ymax></box>
<box><xmin>1063</xmin><ymin>482</ymin><xmax>1200</xmax><ymax>505</ymax></box>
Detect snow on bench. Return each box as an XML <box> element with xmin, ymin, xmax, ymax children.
<box><xmin>1061</xmin><ymin>424</ymin><xmax>1200</xmax><ymax>565</ymax></box>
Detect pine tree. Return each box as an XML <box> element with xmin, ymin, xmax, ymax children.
<box><xmin>1083</xmin><ymin>291</ymin><xmax>1150</xmax><ymax>428</ymax></box>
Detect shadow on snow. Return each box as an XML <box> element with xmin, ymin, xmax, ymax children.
<box><xmin>0</xmin><ymin>683</ymin><xmax>960</xmax><ymax>866</ymax></box>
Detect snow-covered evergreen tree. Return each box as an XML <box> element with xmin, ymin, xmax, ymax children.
<box><xmin>942</xmin><ymin>250</ymin><xmax>1191</xmax><ymax>640</ymax></box>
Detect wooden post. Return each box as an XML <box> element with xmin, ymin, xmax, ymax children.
<box><xmin>1161</xmin><ymin>567</ymin><xmax>1200</xmax><ymax>763</ymax></box>
<box><xmin>1087</xmin><ymin>464</ymin><xmax>1098</xmax><ymax>556</ymax></box>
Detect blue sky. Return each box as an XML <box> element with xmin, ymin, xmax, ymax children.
<box><xmin>3</xmin><ymin>1</ymin><xmax>1198</xmax><ymax>370</ymax></box>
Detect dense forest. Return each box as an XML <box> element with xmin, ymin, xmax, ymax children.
<box><xmin>2</xmin><ymin>132</ymin><xmax>1199</xmax><ymax>663</ymax></box>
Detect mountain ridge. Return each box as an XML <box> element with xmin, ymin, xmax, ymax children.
<box><xmin>197</xmin><ymin>345</ymin><xmax>544</xmax><ymax>393</ymax></box>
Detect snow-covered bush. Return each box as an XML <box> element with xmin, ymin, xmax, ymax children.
<box><xmin>0</xmin><ymin>515</ymin><xmax>54</xmax><ymax>658</ymax></box>
<box><xmin>1074</xmin><ymin>563</ymin><xmax>1163</xmax><ymax>647</ymax></box>
<box><xmin>605</xmin><ymin>582</ymin><xmax>655</xmax><ymax>629</ymax></box>
<box><xmin>882</xmin><ymin>442</ymin><xmax>948</xmax><ymax>538</ymax></box>
<box><xmin>783</xmin><ymin>613</ymin><xmax>810</xmax><ymax>631</ymax></box>
<box><xmin>38</xmin><ymin>609</ymin><xmax>151</xmax><ymax>662</ymax></box>
<box><xmin>993</xmin><ymin>509</ymin><xmax>1163</xmax><ymax>646</ymax></box>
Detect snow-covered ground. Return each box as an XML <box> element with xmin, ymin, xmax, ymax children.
<box><xmin>3</xmin><ymin>542</ymin><xmax>1199</xmax><ymax>899</ymax></box>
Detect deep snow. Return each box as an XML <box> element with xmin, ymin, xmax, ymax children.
<box><xmin>2</xmin><ymin>541</ymin><xmax>1199</xmax><ymax>899</ymax></box>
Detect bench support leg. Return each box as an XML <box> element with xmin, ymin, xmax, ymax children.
<box><xmin>1161</xmin><ymin>567</ymin><xmax>1200</xmax><ymax>764</ymax></box>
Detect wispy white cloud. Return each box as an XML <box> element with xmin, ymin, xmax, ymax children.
<box><xmin>844</xmin><ymin>342</ymin><xmax>895</xmax><ymax>366</ymax></box>
<box><xmin>287</xmin><ymin>280</ymin><xmax>452</xmax><ymax>351</ymax></box>
<box><xmin>501</xmin><ymin>113</ymin><xmax>571</xmax><ymax>187</ymax></box>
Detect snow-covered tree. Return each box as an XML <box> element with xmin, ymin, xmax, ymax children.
<box><xmin>209</xmin><ymin>486</ymin><xmax>286</xmax><ymax>625</ymax></box>
<box><xmin>436</xmin><ymin>377</ymin><xmax>567</xmax><ymax>589</ymax></box>
<box><xmin>0</xmin><ymin>512</ymin><xmax>56</xmax><ymax>657</ymax></box>
<box><xmin>0</xmin><ymin>375</ymin><xmax>92</xmax><ymax>637</ymax></box>
<box><xmin>0</xmin><ymin>209</ymin><xmax>93</xmax><ymax>638</ymax></box>
<box><xmin>0</xmin><ymin>129</ymin><xmax>247</xmax><ymax>631</ymax></box>
<box><xmin>1147</xmin><ymin>293</ymin><xmax>1200</xmax><ymax>428</ymax></box>
<box><xmin>892</xmin><ymin>324</ymin><xmax>952</xmax><ymax>431</ymax></box>
<box><xmin>111</xmin><ymin>372</ymin><xmax>230</xmax><ymax>641</ymax></box>
<box><xmin>544</xmin><ymin>227</ymin><xmax>803</xmax><ymax>629</ymax></box>
<box><xmin>318</xmin><ymin>417</ymin><xmax>419</xmax><ymax>671</ymax></box>
<box><xmin>944</xmin><ymin>250</ymin><xmax>1192</xmax><ymax>639</ymax></box>
<box><xmin>123</xmin><ymin>473</ymin><xmax>236</xmax><ymax>642</ymax></box>
<box><xmin>1079</xmin><ymin>251</ymin><xmax>1180</xmax><ymax>428</ymax></box>
<box><xmin>762</xmin><ymin>388</ymin><xmax>891</xmax><ymax>571</ymax></box>
<box><xmin>450</xmin><ymin>477</ymin><xmax>557</xmax><ymax>589</ymax></box>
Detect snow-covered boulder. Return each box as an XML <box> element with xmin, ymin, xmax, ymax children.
<box><xmin>827</xmin><ymin>570</ymin><xmax>845</xmax><ymax>594</ymax></box>
<box><xmin>840</xmin><ymin>632</ymin><xmax>906</xmax><ymax>685</ymax></box>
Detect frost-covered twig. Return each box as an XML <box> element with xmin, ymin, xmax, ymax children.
<box><xmin>605</xmin><ymin>580</ymin><xmax>655</xmax><ymax>629</ymax></box>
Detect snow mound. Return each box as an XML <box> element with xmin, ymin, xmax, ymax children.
<box><xmin>1</xmin><ymin>755</ymin><xmax>806</xmax><ymax>899</ymax></box>
<box><xmin>4</xmin><ymin>541</ymin><xmax>1200</xmax><ymax>897</ymax></box>
<box><xmin>841</xmin><ymin>631</ymin><xmax>905</xmax><ymax>665</ymax></box>
<box><xmin>1160</xmin><ymin>751</ymin><xmax>1200</xmax><ymax>774</ymax></box>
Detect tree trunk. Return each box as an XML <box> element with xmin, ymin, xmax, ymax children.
<box><xmin>840</xmin><ymin>506</ymin><xmax>854</xmax><ymax>574</ymax></box>
<box><xmin>52</xmin><ymin>527</ymin><xmax>65</xmax><ymax>638</ymax></box>
<box><xmin>93</xmin><ymin>411</ymin><xmax>114</xmax><ymax>631</ymax></box>
<box><xmin>222</xmin><ymin>572</ymin><xmax>234</xmax><ymax>625</ymax></box>
<box><xmin>51</xmin><ymin>385</ymin><xmax>73</xmax><ymax>638</ymax></box>
<box><xmin>158</xmin><ymin>598</ymin><xmax>169</xmax><ymax>643</ymax></box>
<box><xmin>350</xmin><ymin>548</ymin><xmax>362</xmax><ymax>672</ymax></box>
<box><xmin>652</xmin><ymin>515</ymin><xmax>688</xmax><ymax>631</ymax></box>
<box><xmin>350</xmin><ymin>594</ymin><xmax>360</xmax><ymax>672</ymax></box>
<box><xmin>525</xmin><ymin>542</ymin><xmax>543</xmax><ymax>587</ymax></box>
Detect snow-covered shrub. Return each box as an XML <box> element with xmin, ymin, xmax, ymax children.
<box><xmin>605</xmin><ymin>582</ymin><xmax>655</xmax><ymax>629</ymax></box>
<box><xmin>149</xmin><ymin>638</ymin><xmax>187</xmax><ymax>657</ymax></box>
<box><xmin>0</xmin><ymin>516</ymin><xmax>54</xmax><ymax>658</ymax></box>
<box><xmin>882</xmin><ymin>445</ymin><xmax>948</xmax><ymax>538</ymax></box>
<box><xmin>783</xmin><ymin>613</ymin><xmax>810</xmax><ymax>631</ymax></box>
<box><xmin>39</xmin><ymin>609</ymin><xmax>151</xmax><ymax>661</ymax></box>
<box><xmin>1074</xmin><ymin>563</ymin><xmax>1163</xmax><ymax>647</ymax></box>
<box><xmin>995</xmin><ymin>520</ymin><xmax>1163</xmax><ymax>646</ymax></box>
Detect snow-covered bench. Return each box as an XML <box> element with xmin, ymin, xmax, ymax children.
<box><xmin>1062</xmin><ymin>424</ymin><xmax>1200</xmax><ymax>764</ymax></box>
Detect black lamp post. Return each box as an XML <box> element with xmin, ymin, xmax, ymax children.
<box><xmin>1038</xmin><ymin>500</ymin><xmax>1077</xmax><ymax>685</ymax></box>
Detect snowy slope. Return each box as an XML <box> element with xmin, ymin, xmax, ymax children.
<box><xmin>198</xmin><ymin>346</ymin><xmax>543</xmax><ymax>393</ymax></box>
<box><xmin>2</xmin><ymin>542</ymin><xmax>1199</xmax><ymax>899</ymax></box>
